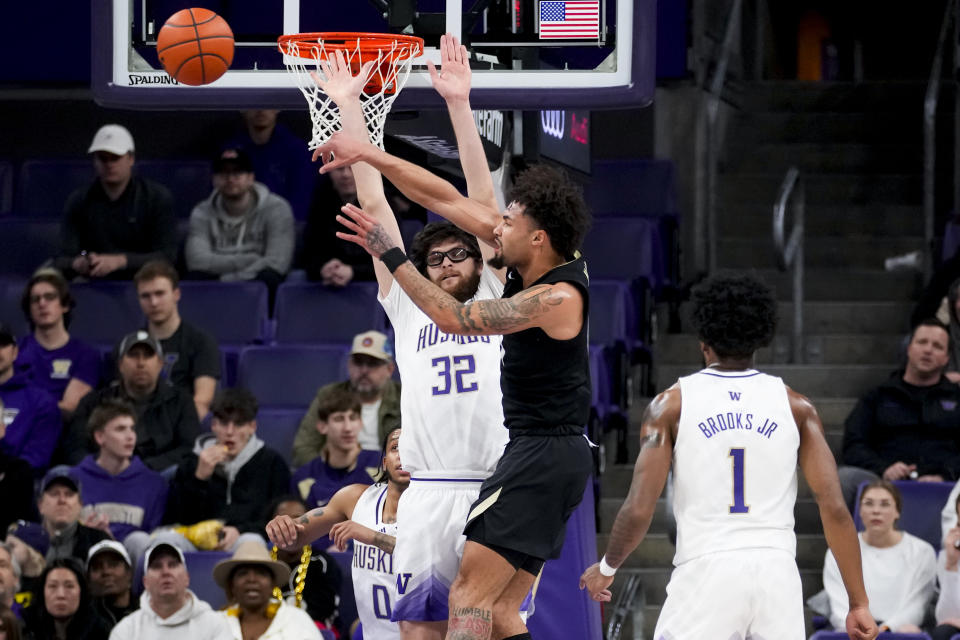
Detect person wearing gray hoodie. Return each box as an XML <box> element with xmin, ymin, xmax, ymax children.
<box><xmin>108</xmin><ymin>542</ymin><xmax>231</xmax><ymax>640</ymax></box>
<box><xmin>185</xmin><ymin>148</ymin><xmax>295</xmax><ymax>308</ymax></box>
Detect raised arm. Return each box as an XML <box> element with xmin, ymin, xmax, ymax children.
<box><xmin>265</xmin><ymin>483</ymin><xmax>367</xmax><ymax>550</ymax></box>
<box><xmin>580</xmin><ymin>387</ymin><xmax>679</xmax><ymax>601</ymax></box>
<box><xmin>793</xmin><ymin>388</ymin><xmax>878</xmax><ymax>640</ymax></box>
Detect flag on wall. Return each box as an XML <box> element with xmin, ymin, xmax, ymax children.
<box><xmin>539</xmin><ymin>1</ymin><xmax>600</xmax><ymax>40</ymax></box>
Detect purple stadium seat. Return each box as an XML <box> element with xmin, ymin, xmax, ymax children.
<box><xmin>853</xmin><ymin>480</ymin><xmax>954</xmax><ymax>551</ymax></box>
<box><xmin>68</xmin><ymin>282</ymin><xmax>142</xmax><ymax>347</ymax></box>
<box><xmin>811</xmin><ymin>633</ymin><xmax>931</xmax><ymax>640</ymax></box>
<box><xmin>16</xmin><ymin>159</ymin><xmax>93</xmax><ymax>217</ymax></box>
<box><xmin>399</xmin><ymin>219</ymin><xmax>424</xmax><ymax>250</ymax></box>
<box><xmin>177</xmin><ymin>281</ymin><xmax>268</xmax><ymax>345</ymax></box>
<box><xmin>256</xmin><ymin>407</ymin><xmax>303</xmax><ymax>466</ymax></box>
<box><xmin>136</xmin><ymin>159</ymin><xmax>212</xmax><ymax>218</ymax></box>
<box><xmin>237</xmin><ymin>345</ymin><xmax>346</xmax><ymax>408</ymax></box>
<box><xmin>583</xmin><ymin>159</ymin><xmax>678</xmax><ymax>218</ymax></box>
<box><xmin>0</xmin><ymin>218</ymin><xmax>60</xmax><ymax>276</ymax></box>
<box><xmin>183</xmin><ymin>551</ymin><xmax>231</xmax><ymax>610</ymax></box>
<box><xmin>274</xmin><ymin>282</ymin><xmax>385</xmax><ymax>345</ymax></box>
<box><xmin>582</xmin><ymin>217</ymin><xmax>666</xmax><ymax>288</ymax></box>
<box><xmin>0</xmin><ymin>277</ymin><xmax>28</xmax><ymax>339</ymax></box>
<box><xmin>0</xmin><ymin>160</ymin><xmax>12</xmax><ymax>214</ymax></box>
<box><xmin>590</xmin><ymin>280</ymin><xmax>629</xmax><ymax>345</ymax></box>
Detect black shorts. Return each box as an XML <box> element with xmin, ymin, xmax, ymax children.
<box><xmin>463</xmin><ymin>426</ymin><xmax>593</xmax><ymax>564</ymax></box>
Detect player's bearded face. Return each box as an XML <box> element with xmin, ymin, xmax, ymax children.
<box><xmin>426</xmin><ymin>242</ymin><xmax>482</xmax><ymax>302</ymax></box>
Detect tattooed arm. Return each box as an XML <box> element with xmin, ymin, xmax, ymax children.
<box><xmin>336</xmin><ymin>204</ymin><xmax>584</xmax><ymax>338</ymax></box>
<box><xmin>329</xmin><ymin>520</ymin><xmax>397</xmax><ymax>553</ymax></box>
<box><xmin>265</xmin><ymin>483</ymin><xmax>367</xmax><ymax>550</ymax></box>
<box><xmin>580</xmin><ymin>386</ymin><xmax>679</xmax><ymax>601</ymax></box>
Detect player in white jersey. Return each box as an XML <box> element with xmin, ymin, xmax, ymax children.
<box><xmin>310</xmin><ymin>40</ymin><xmax>520</xmax><ymax>639</ymax></box>
<box><xmin>581</xmin><ymin>272</ymin><xmax>878</xmax><ymax>640</ymax></box>
<box><xmin>266</xmin><ymin>427</ymin><xmax>408</xmax><ymax>638</ymax></box>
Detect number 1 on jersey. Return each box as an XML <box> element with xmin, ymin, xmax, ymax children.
<box><xmin>728</xmin><ymin>447</ymin><xmax>749</xmax><ymax>514</ymax></box>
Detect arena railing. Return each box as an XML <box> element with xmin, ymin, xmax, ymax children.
<box><xmin>773</xmin><ymin>166</ymin><xmax>805</xmax><ymax>364</ymax></box>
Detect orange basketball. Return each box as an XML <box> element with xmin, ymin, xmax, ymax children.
<box><xmin>157</xmin><ymin>8</ymin><xmax>234</xmax><ymax>86</ymax></box>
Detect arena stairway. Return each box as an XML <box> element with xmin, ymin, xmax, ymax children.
<box><xmin>598</xmin><ymin>81</ymin><xmax>928</xmax><ymax>637</ymax></box>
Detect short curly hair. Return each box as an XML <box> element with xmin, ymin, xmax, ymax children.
<box><xmin>690</xmin><ymin>272</ymin><xmax>778</xmax><ymax>358</ymax></box>
<box><xmin>408</xmin><ymin>222</ymin><xmax>482</xmax><ymax>276</ymax></box>
<box><xmin>507</xmin><ymin>164</ymin><xmax>591</xmax><ymax>260</ymax></box>
<box><xmin>21</xmin><ymin>268</ymin><xmax>74</xmax><ymax>330</ymax></box>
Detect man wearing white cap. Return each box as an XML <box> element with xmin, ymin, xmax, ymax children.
<box><xmin>290</xmin><ymin>329</ymin><xmax>400</xmax><ymax>466</ymax></box>
<box><xmin>86</xmin><ymin>540</ymin><xmax>137</xmax><ymax>628</ymax></box>
<box><xmin>54</xmin><ymin>123</ymin><xmax>177</xmax><ymax>280</ymax></box>
<box><xmin>109</xmin><ymin>542</ymin><xmax>231</xmax><ymax>639</ymax></box>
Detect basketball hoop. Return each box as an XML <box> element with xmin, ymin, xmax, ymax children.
<box><xmin>278</xmin><ymin>32</ymin><xmax>424</xmax><ymax>150</ymax></box>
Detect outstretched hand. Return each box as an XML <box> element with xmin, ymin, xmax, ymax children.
<box><xmin>428</xmin><ymin>33</ymin><xmax>471</xmax><ymax>103</ymax></box>
<box><xmin>578</xmin><ymin>563</ymin><xmax>614</xmax><ymax>602</ymax></box>
<box><xmin>312</xmin><ymin>131</ymin><xmax>370</xmax><ymax>173</ymax></box>
<box><xmin>335</xmin><ymin>202</ymin><xmax>398</xmax><ymax>258</ymax></box>
<box><xmin>310</xmin><ymin>49</ymin><xmax>375</xmax><ymax>107</ymax></box>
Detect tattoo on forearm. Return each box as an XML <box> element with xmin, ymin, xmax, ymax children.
<box><xmin>298</xmin><ymin>508</ymin><xmax>324</xmax><ymax>525</ymax></box>
<box><xmin>367</xmin><ymin>223</ymin><xmax>396</xmax><ymax>255</ymax></box>
<box><xmin>448</xmin><ymin>607</ymin><xmax>493</xmax><ymax>640</ymax></box>
<box><xmin>471</xmin><ymin>285</ymin><xmax>562</xmax><ymax>332</ymax></box>
<box><xmin>372</xmin><ymin>532</ymin><xmax>396</xmax><ymax>554</ymax></box>
<box><xmin>639</xmin><ymin>428</ymin><xmax>664</xmax><ymax>451</ymax></box>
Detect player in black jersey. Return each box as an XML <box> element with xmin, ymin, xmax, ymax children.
<box><xmin>318</xmin><ymin>131</ymin><xmax>592</xmax><ymax>640</ymax></box>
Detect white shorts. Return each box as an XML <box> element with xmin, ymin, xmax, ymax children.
<box><xmin>391</xmin><ymin>471</ymin><xmax>485</xmax><ymax>622</ymax></box>
<box><xmin>654</xmin><ymin>548</ymin><xmax>804</xmax><ymax>640</ymax></box>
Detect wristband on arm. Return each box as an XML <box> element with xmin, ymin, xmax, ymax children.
<box><xmin>598</xmin><ymin>556</ymin><xmax>617</xmax><ymax>577</ymax></box>
<box><xmin>380</xmin><ymin>247</ymin><xmax>409</xmax><ymax>274</ymax></box>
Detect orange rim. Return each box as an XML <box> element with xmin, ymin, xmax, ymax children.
<box><xmin>278</xmin><ymin>32</ymin><xmax>424</xmax><ymax>61</ymax></box>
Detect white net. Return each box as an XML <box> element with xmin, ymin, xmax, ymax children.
<box><xmin>280</xmin><ymin>34</ymin><xmax>423</xmax><ymax>150</ymax></box>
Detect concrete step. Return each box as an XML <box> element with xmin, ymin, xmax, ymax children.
<box><xmin>656</xmin><ymin>332</ymin><xmax>906</xmax><ymax>366</ymax></box>
<box><xmin>742</xmin><ymin>268</ymin><xmax>920</xmax><ymax>301</ymax></box>
<box><xmin>719</xmin><ymin>173</ymin><xmax>921</xmax><ymax>206</ymax></box>
<box><xmin>718</xmin><ymin>236</ymin><xmax>924</xmax><ymax>269</ymax></box>
<box><xmin>735</xmin><ymin>81</ymin><xmax>925</xmax><ymax>113</ymax></box>
<box><xmin>730</xmin><ymin>111</ymin><xmax>921</xmax><ymax>144</ymax></box>
<box><xmin>727</xmin><ymin>143</ymin><xmax>922</xmax><ymax>174</ymax></box>
<box><xmin>719</xmin><ymin>204</ymin><xmax>923</xmax><ymax>237</ymax></box>
<box><xmin>655</xmin><ymin>364</ymin><xmax>892</xmax><ymax>398</ymax></box>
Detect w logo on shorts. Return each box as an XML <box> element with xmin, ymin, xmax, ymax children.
<box><xmin>396</xmin><ymin>573</ymin><xmax>412</xmax><ymax>594</ymax></box>
<box><xmin>728</xmin><ymin>391</ymin><xmax>741</xmax><ymax>401</ymax></box>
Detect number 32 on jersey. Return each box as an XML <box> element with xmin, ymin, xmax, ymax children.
<box><xmin>431</xmin><ymin>354</ymin><xmax>478</xmax><ymax>395</ymax></box>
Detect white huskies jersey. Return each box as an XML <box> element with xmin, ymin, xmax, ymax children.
<box><xmin>673</xmin><ymin>368</ymin><xmax>800</xmax><ymax>565</ymax></box>
<box><xmin>351</xmin><ymin>483</ymin><xmax>400</xmax><ymax>639</ymax></box>
<box><xmin>380</xmin><ymin>266</ymin><xmax>508</xmax><ymax>475</ymax></box>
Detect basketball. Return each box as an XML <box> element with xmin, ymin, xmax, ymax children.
<box><xmin>157</xmin><ymin>8</ymin><xmax>234</xmax><ymax>86</ymax></box>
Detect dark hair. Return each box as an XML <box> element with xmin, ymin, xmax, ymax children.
<box><xmin>27</xmin><ymin>558</ymin><xmax>106</xmax><ymax>640</ymax></box>
<box><xmin>225</xmin><ymin>564</ymin><xmax>274</xmax><ymax>602</ymax></box>
<box><xmin>374</xmin><ymin>425</ymin><xmax>402</xmax><ymax>483</ymax></box>
<box><xmin>0</xmin><ymin>605</ymin><xmax>21</xmax><ymax>640</ymax></box>
<box><xmin>506</xmin><ymin>164</ymin><xmax>591</xmax><ymax>260</ymax></box>
<box><xmin>266</xmin><ymin>494</ymin><xmax>307</xmax><ymax>520</ymax></box>
<box><xmin>86</xmin><ymin>398</ymin><xmax>136</xmax><ymax>438</ymax></box>
<box><xmin>211</xmin><ymin>388</ymin><xmax>259</xmax><ymax>425</ymax></box>
<box><xmin>21</xmin><ymin>269</ymin><xmax>74</xmax><ymax>330</ymax></box>
<box><xmin>408</xmin><ymin>222</ymin><xmax>482</xmax><ymax>276</ymax></box>
<box><xmin>689</xmin><ymin>272</ymin><xmax>778</xmax><ymax>359</ymax></box>
<box><xmin>133</xmin><ymin>259</ymin><xmax>180</xmax><ymax>289</ymax></box>
<box><xmin>910</xmin><ymin>318</ymin><xmax>950</xmax><ymax>349</ymax></box>
<box><xmin>316</xmin><ymin>388</ymin><xmax>361</xmax><ymax>422</ymax></box>
<box><xmin>859</xmin><ymin>479</ymin><xmax>903</xmax><ymax>525</ymax></box>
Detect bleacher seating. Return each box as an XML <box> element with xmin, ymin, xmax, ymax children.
<box><xmin>0</xmin><ymin>277</ymin><xmax>28</xmax><ymax>338</ymax></box>
<box><xmin>853</xmin><ymin>480</ymin><xmax>954</xmax><ymax>551</ymax></box>
<box><xmin>399</xmin><ymin>218</ymin><xmax>424</xmax><ymax>249</ymax></box>
<box><xmin>183</xmin><ymin>551</ymin><xmax>231</xmax><ymax>610</ymax></box>
<box><xmin>237</xmin><ymin>345</ymin><xmax>346</xmax><ymax>408</ymax></box>
<box><xmin>69</xmin><ymin>282</ymin><xmax>142</xmax><ymax>347</ymax></box>
<box><xmin>810</xmin><ymin>633</ymin><xmax>930</xmax><ymax>640</ymax></box>
<box><xmin>16</xmin><ymin>159</ymin><xmax>93</xmax><ymax>217</ymax></box>
<box><xmin>256</xmin><ymin>407</ymin><xmax>303</xmax><ymax>466</ymax></box>
<box><xmin>583</xmin><ymin>159</ymin><xmax>678</xmax><ymax>218</ymax></box>
<box><xmin>274</xmin><ymin>282</ymin><xmax>386</xmax><ymax>345</ymax></box>
<box><xmin>0</xmin><ymin>160</ymin><xmax>12</xmax><ymax>214</ymax></box>
<box><xmin>0</xmin><ymin>218</ymin><xmax>60</xmax><ymax>276</ymax></box>
<box><xmin>136</xmin><ymin>159</ymin><xmax>212</xmax><ymax>218</ymax></box>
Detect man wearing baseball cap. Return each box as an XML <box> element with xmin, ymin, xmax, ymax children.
<box><xmin>184</xmin><ymin>147</ymin><xmax>295</xmax><ymax>309</ymax></box>
<box><xmin>86</xmin><ymin>540</ymin><xmax>137</xmax><ymax>628</ymax></box>
<box><xmin>63</xmin><ymin>330</ymin><xmax>200</xmax><ymax>472</ymax></box>
<box><xmin>291</xmin><ymin>329</ymin><xmax>400</xmax><ymax>466</ymax></box>
<box><xmin>108</xmin><ymin>542</ymin><xmax>231</xmax><ymax>638</ymax></box>
<box><xmin>0</xmin><ymin>321</ymin><xmax>61</xmax><ymax>473</ymax></box>
<box><xmin>36</xmin><ymin>465</ymin><xmax>111</xmax><ymax>564</ymax></box>
<box><xmin>53</xmin><ymin>123</ymin><xmax>177</xmax><ymax>281</ymax></box>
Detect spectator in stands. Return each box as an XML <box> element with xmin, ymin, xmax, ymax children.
<box><xmin>225</xmin><ymin>109</ymin><xmax>315</xmax><ymax>220</ymax></box>
<box><xmin>85</xmin><ymin>541</ymin><xmax>137</xmax><ymax>630</ymax></box>
<box><xmin>0</xmin><ymin>323</ymin><xmax>61</xmax><ymax>474</ymax></box>
<box><xmin>291</xmin><ymin>388</ymin><xmax>380</xmax><ymax>549</ymax></box>
<box><xmin>939</xmin><ymin>277</ymin><xmax>960</xmax><ymax>383</ymax></box>
<box><xmin>838</xmin><ymin>319</ymin><xmax>960</xmax><ymax>510</ymax></box>
<box><xmin>935</xmin><ymin>492</ymin><xmax>960</xmax><ymax>639</ymax></box>
<box><xmin>16</xmin><ymin>269</ymin><xmax>100</xmax><ymax>416</ymax></box>
<box><xmin>54</xmin><ymin>124</ymin><xmax>177</xmax><ymax>281</ymax></box>
<box><xmin>108</xmin><ymin>542</ymin><xmax>231</xmax><ymax>639</ymax></box>
<box><xmin>291</xmin><ymin>330</ymin><xmax>399</xmax><ymax>466</ymax></box>
<box><xmin>64</xmin><ymin>331</ymin><xmax>200</xmax><ymax>473</ymax></box>
<box><xmin>71</xmin><ymin>399</ymin><xmax>167</xmax><ymax>558</ymax></box>
<box><xmin>265</xmin><ymin>496</ymin><xmax>342</xmax><ymax>632</ymax></box>
<box><xmin>163</xmin><ymin>388</ymin><xmax>289</xmax><ymax>552</ymax></box>
<box><xmin>184</xmin><ymin>148</ymin><xmax>295</xmax><ymax>309</ymax></box>
<box><xmin>823</xmin><ymin>480</ymin><xmax>936</xmax><ymax>633</ymax></box>
<box><xmin>213</xmin><ymin>541</ymin><xmax>322</xmax><ymax>639</ymax></box>
<box><xmin>134</xmin><ymin>261</ymin><xmax>220</xmax><ymax>420</ymax></box>
<box><xmin>0</xmin><ymin>543</ymin><xmax>22</xmax><ymax>621</ymax></box>
<box><xmin>0</xmin><ymin>605</ymin><xmax>21</xmax><ymax>640</ymax></box>
<box><xmin>0</xmin><ymin>399</ymin><xmax>37</xmax><ymax>533</ymax></box>
<box><xmin>35</xmin><ymin>466</ymin><xmax>110</xmax><ymax>565</ymax></box>
<box><xmin>22</xmin><ymin>558</ymin><xmax>111</xmax><ymax>640</ymax></box>
<box><xmin>5</xmin><ymin>522</ymin><xmax>47</xmax><ymax>595</ymax></box>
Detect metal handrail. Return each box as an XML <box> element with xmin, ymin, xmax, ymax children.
<box><xmin>923</xmin><ymin>0</ymin><xmax>955</xmax><ymax>279</ymax></box>
<box><xmin>773</xmin><ymin>167</ymin><xmax>805</xmax><ymax>364</ymax></box>
<box><xmin>605</xmin><ymin>569</ymin><xmax>646</xmax><ymax>640</ymax></box>
<box><xmin>700</xmin><ymin>0</ymin><xmax>742</xmax><ymax>273</ymax></box>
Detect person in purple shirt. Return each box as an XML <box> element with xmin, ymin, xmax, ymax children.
<box><xmin>16</xmin><ymin>269</ymin><xmax>100</xmax><ymax>416</ymax></box>
<box><xmin>71</xmin><ymin>398</ymin><xmax>168</xmax><ymax>560</ymax></box>
<box><xmin>0</xmin><ymin>322</ymin><xmax>62</xmax><ymax>474</ymax></box>
<box><xmin>291</xmin><ymin>387</ymin><xmax>380</xmax><ymax>549</ymax></box>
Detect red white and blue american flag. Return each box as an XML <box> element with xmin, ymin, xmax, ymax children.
<box><xmin>539</xmin><ymin>0</ymin><xmax>600</xmax><ymax>40</ymax></box>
